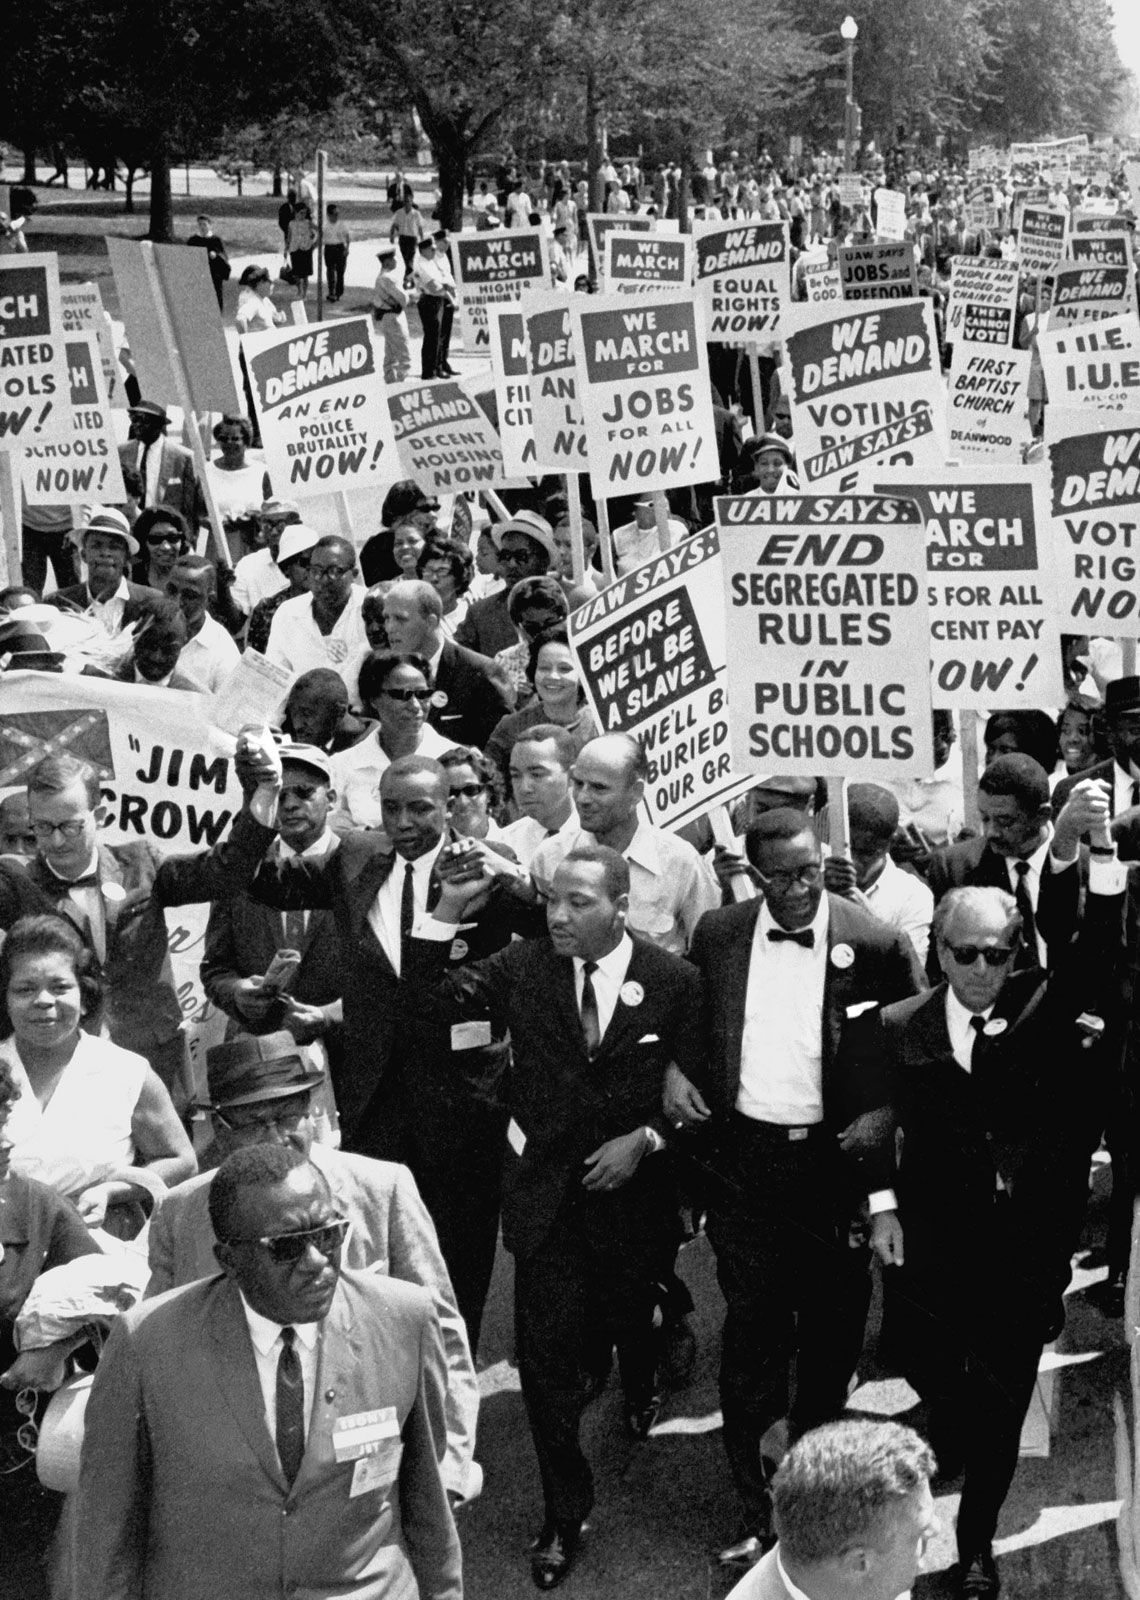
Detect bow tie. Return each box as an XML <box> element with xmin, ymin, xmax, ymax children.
<box><xmin>768</xmin><ymin>927</ymin><xmax>814</xmax><ymax>949</ymax></box>
<box><xmin>55</xmin><ymin>871</ymin><xmax>100</xmax><ymax>891</ymax></box>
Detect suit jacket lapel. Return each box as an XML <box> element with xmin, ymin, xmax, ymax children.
<box><xmin>95</xmin><ymin>846</ymin><xmax>129</xmax><ymax>947</ymax></box>
<box><xmin>727</xmin><ymin>902</ymin><xmax>762</xmax><ymax>1083</ymax></box>
<box><xmin>206</xmin><ymin>1279</ymin><xmax>286</xmax><ymax>1491</ymax></box>
<box><xmin>353</xmin><ymin>851</ymin><xmax>399</xmax><ymax>979</ymax></box>
<box><xmin>26</xmin><ymin>857</ymin><xmax>88</xmax><ymax>940</ymax></box>
<box><xmin>593</xmin><ymin>940</ymin><xmax>649</xmax><ymax>1063</ymax></box>
<box><xmin>292</xmin><ymin>1284</ymin><xmax>362</xmax><ymax>1494</ymax></box>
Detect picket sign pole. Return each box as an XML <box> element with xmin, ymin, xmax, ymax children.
<box><xmin>709</xmin><ymin>805</ymin><xmax>756</xmax><ymax>902</ymax></box>
<box><xmin>595</xmin><ymin>497</ymin><xmax>617</xmax><ymax>585</ymax></box>
<box><xmin>827</xmin><ymin>776</ymin><xmax>851</xmax><ymax>857</ymax></box>
<box><xmin>1124</xmin><ymin>640</ymin><xmax>1137</xmax><ymax>676</ymax></box>
<box><xmin>316</xmin><ymin>150</ymin><xmax>326</xmax><ymax>323</ymax></box>
<box><xmin>748</xmin><ymin>347</ymin><xmax>765</xmax><ymax>434</ymax></box>
<box><xmin>0</xmin><ymin>453</ymin><xmax>21</xmax><ymax>587</ymax></box>
<box><xmin>482</xmin><ymin>489</ymin><xmax>512</xmax><ymax>521</ymax></box>
<box><xmin>565</xmin><ymin>473</ymin><xmax>587</xmax><ymax>584</ymax></box>
<box><xmin>334</xmin><ymin>494</ymin><xmax>355</xmax><ymax>545</ymax></box>
<box><xmin>137</xmin><ymin>243</ymin><xmax>232</xmax><ymax>569</ymax></box>
<box><xmin>961</xmin><ymin>708</ymin><xmax>981</xmax><ymax>833</ymax></box>
<box><xmin>652</xmin><ymin>490</ymin><xmax>673</xmax><ymax>552</ymax></box>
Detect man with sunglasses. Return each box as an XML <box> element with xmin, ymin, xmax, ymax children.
<box><xmin>147</xmin><ymin>1029</ymin><xmax>479</xmax><ymax>1504</ymax></box>
<box><xmin>675</xmin><ymin>807</ymin><xmax>925</xmax><ymax>1570</ymax></box>
<box><xmin>266</xmin><ymin>535</ymin><xmax>370</xmax><ymax>707</ymax></box>
<box><xmin>858</xmin><ymin>777</ymin><xmax>1124</xmax><ymax>1600</ymax></box>
<box><xmin>80</xmin><ymin>1143</ymin><xmax>462</xmax><ymax>1600</ymax></box>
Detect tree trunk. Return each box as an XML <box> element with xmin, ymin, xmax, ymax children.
<box><xmin>435</xmin><ymin>135</ymin><xmax>467</xmax><ymax>231</ymax></box>
<box><xmin>22</xmin><ymin>144</ymin><xmax>36</xmax><ymax>184</ymax></box>
<box><xmin>586</xmin><ymin>68</ymin><xmax>604</xmax><ymax>213</ymax></box>
<box><xmin>148</xmin><ymin>137</ymin><xmax>174</xmax><ymax>242</ymax></box>
<box><xmin>677</xmin><ymin>158</ymin><xmax>691</xmax><ymax>235</ymax></box>
<box><xmin>124</xmin><ymin>166</ymin><xmax>136</xmax><ymax>213</ymax></box>
<box><xmin>272</xmin><ymin>162</ymin><xmax>283</xmax><ymax>198</ymax></box>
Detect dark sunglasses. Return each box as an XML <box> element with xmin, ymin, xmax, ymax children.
<box><xmin>449</xmin><ymin>782</ymin><xmax>486</xmax><ymax>799</ymax></box>
<box><xmin>225</xmin><ymin>1215</ymin><xmax>350</xmax><ymax>1264</ymax></box>
<box><xmin>943</xmin><ymin>943</ymin><xmax>1018</xmax><ymax>968</ymax></box>
<box><xmin>146</xmin><ymin>532</ymin><xmax>183</xmax><ymax>546</ymax></box>
<box><xmin>381</xmin><ymin>686</ymin><xmax>432</xmax><ymax>703</ymax></box>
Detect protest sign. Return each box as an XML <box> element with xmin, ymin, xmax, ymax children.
<box><xmin>1036</xmin><ymin>314</ymin><xmax>1140</xmax><ymax>415</ymax></box>
<box><xmin>1071</xmin><ymin>211</ymin><xmax>1130</xmax><ymax>233</ymax></box>
<box><xmin>22</xmin><ymin>332</ymin><xmax>127</xmax><ymax>505</ymax></box>
<box><xmin>524</xmin><ymin>291</ymin><xmax>588</xmax><ymax>473</ymax></box>
<box><xmin>837</xmin><ymin>242</ymin><xmax>918</xmax><ymax>302</ymax></box>
<box><xmin>567</xmin><ymin>525</ymin><xmax>755</xmax><ymax>829</ymax></box>
<box><xmin>1067</xmin><ymin>231</ymin><xmax>1133</xmax><ymax>270</ymax></box>
<box><xmin>0</xmin><ymin>252</ymin><xmax>72</xmax><ymax>448</ymax></box>
<box><xmin>242</xmin><ymin>316</ymin><xmax>400</xmax><ymax>497</ymax></box>
<box><xmin>59</xmin><ymin>282</ymin><xmax>122</xmax><ymax>408</ymax></box>
<box><xmin>803</xmin><ymin>259</ymin><xmax>843</xmax><ymax>304</ymax></box>
<box><xmin>837</xmin><ymin>174</ymin><xmax>864</xmax><ymax>208</ymax></box>
<box><xmin>717</xmin><ymin>494</ymin><xmax>934</xmax><ymax>778</ymax></box>
<box><xmin>605</xmin><ymin>231</ymin><xmax>692</xmax><ymax>295</ymax></box>
<box><xmin>874</xmin><ymin>188</ymin><xmax>907</xmax><ymax>241</ymax></box>
<box><xmin>1048</xmin><ymin>260</ymin><xmax>1132</xmax><ymax>326</ymax></box>
<box><xmin>569</xmin><ymin>292</ymin><xmax>718</xmax><ymax>495</ymax></box>
<box><xmin>586</xmin><ymin>213</ymin><xmax>654</xmax><ymax>287</ymax></box>
<box><xmin>450</xmin><ymin>228</ymin><xmax>550</xmax><ymax>354</ymax></box>
<box><xmin>966</xmin><ymin>184</ymin><xmax>1001</xmax><ymax>231</ymax></box>
<box><xmin>946</xmin><ymin>257</ymin><xmax>1019</xmax><ymax>345</ymax></box>
<box><xmin>389</xmin><ymin>377</ymin><xmax>512</xmax><ymax>496</ymax></box>
<box><xmin>1011</xmin><ymin>186</ymin><xmax>1050</xmax><ymax>230</ymax></box>
<box><xmin>1045</xmin><ymin>408</ymin><xmax>1140</xmax><ymax>634</ymax></box>
<box><xmin>1018</xmin><ymin>207</ymin><xmax>1068</xmax><ymax>276</ymax></box>
<box><xmin>106</xmin><ymin>238</ymin><xmax>240</xmax><ymax>414</ymax></box>
<box><xmin>946</xmin><ymin>345</ymin><xmax>1031</xmax><ymax>462</ymax></box>
<box><xmin>868</xmin><ymin>467</ymin><xmax>1061</xmax><ymax>708</ymax></box>
<box><xmin>782</xmin><ymin>298</ymin><xmax>947</xmax><ymax>493</ymax></box>
<box><xmin>486</xmin><ymin>304</ymin><xmax>536</xmax><ymax>478</ymax></box>
<box><xmin>692</xmin><ymin>219</ymin><xmax>790</xmax><ymax>344</ymax></box>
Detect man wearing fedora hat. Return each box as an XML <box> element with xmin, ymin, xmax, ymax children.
<box><xmin>147</xmin><ymin>1029</ymin><xmax>480</xmax><ymax>1503</ymax></box>
<box><xmin>46</xmin><ymin>508</ymin><xmax>166</xmax><ymax>636</ymax></box>
<box><xmin>456</xmin><ymin>512</ymin><xmax>590</xmax><ymax>658</ymax></box>
<box><xmin>117</xmin><ymin>398</ymin><xmax>204</xmax><ymax>528</ymax></box>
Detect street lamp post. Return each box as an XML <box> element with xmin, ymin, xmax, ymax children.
<box><xmin>841</xmin><ymin>15</ymin><xmax>859</xmax><ymax>172</ymax></box>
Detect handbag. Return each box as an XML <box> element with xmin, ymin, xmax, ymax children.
<box><xmin>279</xmin><ymin>262</ymin><xmax>297</xmax><ymax>286</ymax></box>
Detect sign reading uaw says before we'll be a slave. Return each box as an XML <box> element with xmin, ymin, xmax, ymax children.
<box><xmin>717</xmin><ymin>495</ymin><xmax>934</xmax><ymax>778</ymax></box>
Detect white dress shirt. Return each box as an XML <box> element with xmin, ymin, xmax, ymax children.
<box><xmin>177</xmin><ymin>611</ymin><xmax>242</xmax><ymax>695</ymax></box>
<box><xmin>860</xmin><ymin>855</ymin><xmax>934</xmax><ymax>964</ymax></box>
<box><xmin>367</xmin><ymin>841</ymin><xmax>444</xmax><ymax>976</ymax></box>
<box><xmin>238</xmin><ymin>1293</ymin><xmax>321</xmax><ymax>1459</ymax></box>
<box><xmin>500</xmin><ymin>806</ymin><xmax>578</xmax><ymax>871</ymax></box>
<box><xmin>88</xmin><ymin>576</ymin><xmax>131</xmax><ymax>635</ymax></box>
<box><xmin>232</xmin><ymin>546</ymin><xmax>289</xmax><ymax>617</ymax></box>
<box><xmin>274</xmin><ymin>828</ymin><xmax>338</xmax><ymax>939</ymax></box>
<box><xmin>1004</xmin><ymin>831</ymin><xmax>1058</xmax><ymax>967</ymax></box>
<box><xmin>330</xmin><ymin>725</ymin><xmax>453</xmax><ymax>835</ymax></box>
<box><xmin>1112</xmin><ymin>761</ymin><xmax>1139</xmax><ymax>817</ymax></box>
<box><xmin>573</xmin><ymin>933</ymin><xmax>633</xmax><ymax>1042</ymax></box>
<box><xmin>737</xmin><ymin>898</ymin><xmax>830</xmax><ymax>1125</ymax></box>
<box><xmin>945</xmin><ymin>988</ymin><xmax>996</xmax><ymax>1073</ymax></box>
<box><xmin>266</xmin><ymin>589</ymin><xmax>371</xmax><ymax>708</ymax></box>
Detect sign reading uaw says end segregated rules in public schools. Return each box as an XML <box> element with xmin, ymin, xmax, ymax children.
<box><xmin>567</xmin><ymin>525</ymin><xmax>757</xmax><ymax>830</ymax></box>
<box><xmin>717</xmin><ymin>495</ymin><xmax>934</xmax><ymax>779</ymax></box>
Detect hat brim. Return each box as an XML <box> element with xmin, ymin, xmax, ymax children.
<box><xmin>208</xmin><ymin>1063</ymin><xmax>325</xmax><ymax>1110</ymax></box>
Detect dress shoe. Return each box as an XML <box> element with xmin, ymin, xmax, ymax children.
<box><xmin>1090</xmin><ymin>1270</ymin><xmax>1126</xmax><ymax>1318</ymax></box>
<box><xmin>954</xmin><ymin>1549</ymin><xmax>1000</xmax><ymax>1598</ymax></box>
<box><xmin>717</xmin><ymin>1530</ymin><xmax>776</xmax><ymax>1566</ymax></box>
<box><xmin>438</xmin><ymin>362</ymin><xmax>456</xmax><ymax>376</ymax></box>
<box><xmin>530</xmin><ymin>1521</ymin><xmax>583</xmax><ymax>1590</ymax></box>
<box><xmin>624</xmin><ymin>1392</ymin><xmax>661</xmax><ymax>1440</ymax></box>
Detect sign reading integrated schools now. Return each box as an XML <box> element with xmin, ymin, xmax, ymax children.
<box><xmin>451</xmin><ymin>228</ymin><xmax>550</xmax><ymax>353</ymax></box>
<box><xmin>569</xmin><ymin>292</ymin><xmax>718</xmax><ymax>495</ymax></box>
<box><xmin>692</xmin><ymin>220</ymin><xmax>789</xmax><ymax>346</ymax></box>
<box><xmin>0</xmin><ymin>252</ymin><xmax>72</xmax><ymax>449</ymax></box>
<box><xmin>1045</xmin><ymin>408</ymin><xmax>1140</xmax><ymax>634</ymax></box>
<box><xmin>22</xmin><ymin>331</ymin><xmax>126</xmax><ymax>505</ymax></box>
<box><xmin>567</xmin><ymin>526</ymin><xmax>755</xmax><ymax>829</ymax></box>
<box><xmin>717</xmin><ymin>494</ymin><xmax>934</xmax><ymax>778</ymax></box>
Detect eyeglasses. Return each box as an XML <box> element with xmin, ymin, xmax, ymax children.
<box><xmin>449</xmin><ymin>783</ymin><xmax>487</xmax><ymax>799</ymax></box>
<box><xmin>943</xmin><ymin>943</ymin><xmax>1018</xmax><ymax>969</ymax></box>
<box><xmin>381</xmin><ymin>686</ymin><xmax>432</xmax><ymax>703</ymax></box>
<box><xmin>280</xmin><ymin>783</ymin><xmax>321</xmax><ymax>801</ymax></box>
<box><xmin>146</xmin><ymin>532</ymin><xmax>182</xmax><ymax>546</ymax></box>
<box><xmin>213</xmin><ymin>1105</ymin><xmax>310</xmax><ymax>1135</ymax></box>
<box><xmin>224</xmin><ymin>1215</ymin><xmax>350</xmax><ymax>1264</ymax></box>
<box><xmin>31</xmin><ymin>819</ymin><xmax>88</xmax><ymax>841</ymax></box>
<box><xmin>756</xmin><ymin>864</ymin><xmax>823</xmax><ymax>892</ymax></box>
<box><xmin>309</xmin><ymin>565</ymin><xmax>353</xmax><ymax>581</ymax></box>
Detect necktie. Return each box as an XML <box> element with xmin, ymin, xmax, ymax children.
<box><xmin>275</xmin><ymin>1327</ymin><xmax>305</xmax><ymax>1487</ymax></box>
<box><xmin>968</xmin><ymin>1014</ymin><xmax>991</xmax><ymax>1077</ymax></box>
<box><xmin>1012</xmin><ymin>860</ymin><xmax>1038</xmax><ymax>966</ymax></box>
<box><xmin>138</xmin><ymin>440</ymin><xmax>153</xmax><ymax>506</ymax></box>
<box><xmin>580</xmin><ymin>960</ymin><xmax>601</xmax><ymax>1057</ymax></box>
<box><xmin>768</xmin><ymin>927</ymin><xmax>814</xmax><ymax>949</ymax></box>
<box><xmin>400</xmin><ymin>860</ymin><xmax>416</xmax><ymax>944</ymax></box>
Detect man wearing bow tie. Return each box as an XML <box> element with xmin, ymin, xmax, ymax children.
<box><xmin>667</xmin><ymin>808</ymin><xmax>925</xmax><ymax>1569</ymax></box>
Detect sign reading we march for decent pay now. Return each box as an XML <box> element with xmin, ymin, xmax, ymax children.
<box><xmin>242</xmin><ymin>317</ymin><xmax>400</xmax><ymax>497</ymax></box>
<box><xmin>717</xmin><ymin>494</ymin><xmax>934</xmax><ymax>778</ymax></box>
<box><xmin>568</xmin><ymin>293</ymin><xmax>718</xmax><ymax>495</ymax></box>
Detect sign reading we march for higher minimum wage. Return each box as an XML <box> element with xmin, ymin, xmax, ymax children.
<box><xmin>451</xmin><ymin>228</ymin><xmax>550</xmax><ymax>353</ymax></box>
<box><xmin>0</xmin><ymin>252</ymin><xmax>73</xmax><ymax>448</ymax></box>
<box><xmin>568</xmin><ymin>293</ymin><xmax>718</xmax><ymax>495</ymax></box>
<box><xmin>717</xmin><ymin>494</ymin><xmax>934</xmax><ymax>779</ymax></box>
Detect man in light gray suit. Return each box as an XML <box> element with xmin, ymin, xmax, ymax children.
<box><xmin>78</xmin><ymin>1144</ymin><xmax>462</xmax><ymax>1600</ymax></box>
<box><xmin>725</xmin><ymin>1420</ymin><xmax>937</xmax><ymax>1600</ymax></box>
<box><xmin>146</xmin><ymin>1031</ymin><xmax>480</xmax><ymax>1504</ymax></box>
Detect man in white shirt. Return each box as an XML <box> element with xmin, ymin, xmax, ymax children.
<box><xmin>164</xmin><ymin>553</ymin><xmax>241</xmax><ymax>695</ymax></box>
<box><xmin>411</xmin><ymin>236</ymin><xmax>453</xmax><ymax>380</ymax></box>
<box><xmin>229</xmin><ymin>501</ymin><xmax>303</xmax><ymax>620</ymax></box>
<box><xmin>826</xmin><ymin>785</ymin><xmax>934</xmax><ymax>963</ymax></box>
<box><xmin>501</xmin><ymin>725</ymin><xmax>579</xmax><ymax>869</ymax></box>
<box><xmin>266</xmin><ymin>535</ymin><xmax>369</xmax><ymax>707</ymax></box>
<box><xmin>431</xmin><ymin>231</ymin><xmax>457</xmax><ymax>377</ymax></box>
<box><xmin>531</xmin><ymin>733</ymin><xmax>719</xmax><ymax>957</ymax></box>
<box><xmin>323</xmin><ymin>203</ymin><xmax>350</xmax><ymax>301</ymax></box>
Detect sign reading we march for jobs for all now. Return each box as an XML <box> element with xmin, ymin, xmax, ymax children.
<box><xmin>717</xmin><ymin>494</ymin><xmax>934</xmax><ymax>778</ymax></box>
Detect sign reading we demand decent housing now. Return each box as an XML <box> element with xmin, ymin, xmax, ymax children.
<box><xmin>242</xmin><ymin>317</ymin><xmax>400</xmax><ymax>497</ymax></box>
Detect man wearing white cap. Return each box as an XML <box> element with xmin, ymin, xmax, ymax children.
<box><xmin>455</xmin><ymin>511</ymin><xmax>590</xmax><ymax>657</ymax></box>
<box><xmin>371</xmin><ymin>244</ymin><xmax>415</xmax><ymax>383</ymax></box>
<box><xmin>47</xmin><ymin>508</ymin><xmax>165</xmax><ymax>635</ymax></box>
<box><xmin>246</xmin><ymin>524</ymin><xmax>321</xmax><ymax>655</ymax></box>
<box><xmin>230</xmin><ymin>499</ymin><xmax>303</xmax><ymax>621</ymax></box>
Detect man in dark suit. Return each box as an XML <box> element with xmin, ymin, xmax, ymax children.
<box><xmin>405</xmin><ymin>842</ymin><xmax>704</xmax><ymax>1589</ymax></box>
<box><xmin>147</xmin><ymin>1031</ymin><xmax>481</xmax><ymax>1504</ymax></box>
<box><xmin>47</xmin><ymin>508</ymin><xmax>164</xmax><ymax>634</ymax></box>
<box><xmin>248</xmin><ymin>753</ymin><xmax>535</xmax><ymax>1348</ymax></box>
<box><xmin>861</xmin><ymin>779</ymin><xmax>1124</xmax><ymax>1600</ymax></box>
<box><xmin>0</xmin><ymin>742</ymin><xmax>280</xmax><ymax>1104</ymax></box>
<box><xmin>667</xmin><ymin>808</ymin><xmax>925</xmax><ymax>1566</ymax></box>
<box><xmin>117</xmin><ymin>398</ymin><xmax>205</xmax><ymax>527</ymax></box>
<box><xmin>79</xmin><ymin>1144</ymin><xmax>462</xmax><ymax>1600</ymax></box>
<box><xmin>382</xmin><ymin>578</ymin><xmax>511</xmax><ymax>749</ymax></box>
<box><xmin>926</xmin><ymin>753</ymin><xmax>1079</xmax><ymax>976</ymax></box>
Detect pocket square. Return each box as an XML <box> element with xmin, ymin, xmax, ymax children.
<box><xmin>845</xmin><ymin>1001</ymin><xmax>879</xmax><ymax>1019</ymax></box>
<box><xmin>639</xmin><ymin>1032</ymin><xmax>661</xmax><ymax>1043</ymax></box>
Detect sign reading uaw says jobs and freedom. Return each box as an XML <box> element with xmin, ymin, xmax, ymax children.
<box><xmin>717</xmin><ymin>495</ymin><xmax>934</xmax><ymax>778</ymax></box>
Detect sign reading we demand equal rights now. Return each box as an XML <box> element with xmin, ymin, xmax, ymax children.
<box><xmin>243</xmin><ymin>317</ymin><xmax>400</xmax><ymax>497</ymax></box>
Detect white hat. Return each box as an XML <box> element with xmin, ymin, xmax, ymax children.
<box><xmin>277</xmin><ymin>524</ymin><xmax>320</xmax><ymax>566</ymax></box>
<box><xmin>491</xmin><ymin>510</ymin><xmax>557</xmax><ymax>565</ymax></box>
<box><xmin>82</xmin><ymin>506</ymin><xmax>139</xmax><ymax>557</ymax></box>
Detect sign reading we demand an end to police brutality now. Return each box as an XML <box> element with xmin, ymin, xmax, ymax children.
<box><xmin>717</xmin><ymin>494</ymin><xmax>934</xmax><ymax>777</ymax></box>
<box><xmin>783</xmin><ymin>298</ymin><xmax>946</xmax><ymax>493</ymax></box>
<box><xmin>1045</xmin><ymin>408</ymin><xmax>1140</xmax><ymax>635</ymax></box>
<box><xmin>568</xmin><ymin>293</ymin><xmax>718</xmax><ymax>495</ymax></box>
<box><xmin>567</xmin><ymin>526</ymin><xmax>755</xmax><ymax>829</ymax></box>
<box><xmin>242</xmin><ymin>317</ymin><xmax>400</xmax><ymax>497</ymax></box>
<box><xmin>451</xmin><ymin>228</ymin><xmax>550</xmax><ymax>353</ymax></box>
